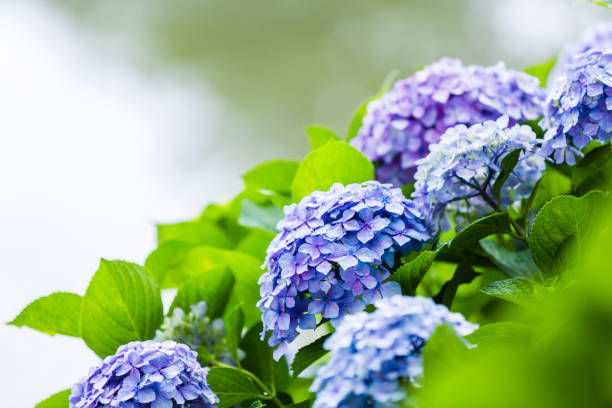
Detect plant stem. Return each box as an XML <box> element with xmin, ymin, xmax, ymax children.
<box><xmin>478</xmin><ymin>190</ymin><xmax>529</xmax><ymax>243</ymax></box>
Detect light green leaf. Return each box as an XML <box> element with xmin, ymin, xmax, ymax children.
<box><xmin>170</xmin><ymin>266</ymin><xmax>234</xmax><ymax>318</ymax></box>
<box><xmin>492</xmin><ymin>149</ymin><xmax>521</xmax><ymax>201</ymax></box>
<box><xmin>9</xmin><ymin>292</ymin><xmax>82</xmax><ymax>337</ymax></box>
<box><xmin>291</xmin><ymin>333</ymin><xmax>331</xmax><ymax>378</ymax></box>
<box><xmin>529</xmin><ymin>191</ymin><xmax>606</xmax><ymax>277</ymax></box>
<box><xmin>34</xmin><ymin>389</ymin><xmax>70</xmax><ymax>408</ymax></box>
<box><xmin>283</xmin><ymin>401</ymin><xmax>312</xmax><ymax>408</ymax></box>
<box><xmin>480</xmin><ymin>239</ymin><xmax>542</xmax><ymax>282</ymax></box>
<box><xmin>238</xmin><ymin>199</ymin><xmax>284</xmax><ymax>232</ymax></box>
<box><xmin>291</xmin><ymin>141</ymin><xmax>374</xmax><ymax>202</ymax></box>
<box><xmin>523</xmin><ymin>57</ymin><xmax>556</xmax><ymax>87</ymax></box>
<box><xmin>243</xmin><ymin>160</ymin><xmax>299</xmax><ymax>196</ymax></box>
<box><xmin>226</xmin><ymin>305</ymin><xmax>245</xmax><ymax>363</ymax></box>
<box><xmin>144</xmin><ymin>241</ymin><xmax>198</xmax><ymax>288</ymax></box>
<box><xmin>465</xmin><ymin>322</ymin><xmax>531</xmax><ymax>347</ymax></box>
<box><xmin>529</xmin><ymin>167</ymin><xmax>572</xmax><ymax>212</ymax></box>
<box><xmin>306</xmin><ymin>125</ymin><xmax>339</xmax><ymax>149</ymax></box>
<box><xmin>448</xmin><ymin>212</ymin><xmax>512</xmax><ymax>251</ymax></box>
<box><xmin>393</xmin><ymin>250</ymin><xmax>438</xmax><ymax>296</ymax></box>
<box><xmin>433</xmin><ymin>263</ymin><xmax>479</xmax><ymax>308</ymax></box>
<box><xmin>235</xmin><ymin>229</ymin><xmax>277</xmax><ymax>260</ymax></box>
<box><xmin>207</xmin><ymin>366</ymin><xmax>263</xmax><ymax>407</ymax></box>
<box><xmin>157</xmin><ymin>219</ymin><xmax>233</xmax><ymax>247</ymax></box>
<box><xmin>481</xmin><ymin>278</ymin><xmax>534</xmax><ymax>307</ymax></box>
<box><xmin>80</xmin><ymin>259</ymin><xmax>163</xmax><ymax>357</ymax></box>
<box><xmin>421</xmin><ymin>324</ymin><xmax>469</xmax><ymax>386</ymax></box>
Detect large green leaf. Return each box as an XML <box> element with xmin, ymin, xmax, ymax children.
<box><xmin>393</xmin><ymin>250</ymin><xmax>438</xmax><ymax>296</ymax></box>
<box><xmin>571</xmin><ymin>144</ymin><xmax>612</xmax><ymax>195</ymax></box>
<box><xmin>157</xmin><ymin>219</ymin><xmax>233</xmax><ymax>247</ymax></box>
<box><xmin>291</xmin><ymin>141</ymin><xmax>374</xmax><ymax>202</ymax></box>
<box><xmin>421</xmin><ymin>324</ymin><xmax>469</xmax><ymax>386</ymax></box>
<box><xmin>241</xmin><ymin>323</ymin><xmax>290</xmax><ymax>393</ymax></box>
<box><xmin>529</xmin><ymin>167</ymin><xmax>572</xmax><ymax>212</ymax></box>
<box><xmin>235</xmin><ymin>229</ymin><xmax>276</xmax><ymax>260</ymax></box>
<box><xmin>448</xmin><ymin>213</ymin><xmax>512</xmax><ymax>251</ymax></box>
<box><xmin>243</xmin><ymin>160</ymin><xmax>299</xmax><ymax>196</ymax></box>
<box><xmin>465</xmin><ymin>322</ymin><xmax>531</xmax><ymax>347</ymax></box>
<box><xmin>144</xmin><ymin>241</ymin><xmax>198</xmax><ymax>288</ymax></box>
<box><xmin>481</xmin><ymin>278</ymin><xmax>534</xmax><ymax>307</ymax></box>
<box><xmin>9</xmin><ymin>292</ymin><xmax>82</xmax><ymax>337</ymax></box>
<box><xmin>35</xmin><ymin>389</ymin><xmax>70</xmax><ymax>408</ymax></box>
<box><xmin>225</xmin><ymin>305</ymin><xmax>245</xmax><ymax>364</ymax></box>
<box><xmin>291</xmin><ymin>333</ymin><xmax>331</xmax><ymax>378</ymax></box>
<box><xmin>80</xmin><ymin>259</ymin><xmax>163</xmax><ymax>357</ymax></box>
<box><xmin>433</xmin><ymin>263</ymin><xmax>479</xmax><ymax>308</ymax></box>
<box><xmin>480</xmin><ymin>239</ymin><xmax>542</xmax><ymax>282</ymax></box>
<box><xmin>169</xmin><ymin>265</ymin><xmax>235</xmax><ymax>318</ymax></box>
<box><xmin>238</xmin><ymin>199</ymin><xmax>284</xmax><ymax>232</ymax></box>
<box><xmin>207</xmin><ymin>366</ymin><xmax>263</xmax><ymax>407</ymax></box>
<box><xmin>306</xmin><ymin>125</ymin><xmax>339</xmax><ymax>149</ymax></box>
<box><xmin>529</xmin><ymin>191</ymin><xmax>606</xmax><ymax>276</ymax></box>
<box><xmin>523</xmin><ymin>57</ymin><xmax>556</xmax><ymax>87</ymax></box>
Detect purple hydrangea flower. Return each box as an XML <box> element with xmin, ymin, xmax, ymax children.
<box><xmin>258</xmin><ymin>181</ymin><xmax>432</xmax><ymax>358</ymax></box>
<box><xmin>549</xmin><ymin>21</ymin><xmax>612</xmax><ymax>85</ymax></box>
<box><xmin>412</xmin><ymin>116</ymin><xmax>545</xmax><ymax>232</ymax></box>
<box><xmin>310</xmin><ymin>296</ymin><xmax>477</xmax><ymax>408</ymax></box>
<box><xmin>350</xmin><ymin>58</ymin><xmax>546</xmax><ymax>186</ymax></box>
<box><xmin>69</xmin><ymin>340</ymin><xmax>218</xmax><ymax>408</ymax></box>
<box><xmin>540</xmin><ymin>50</ymin><xmax>612</xmax><ymax>164</ymax></box>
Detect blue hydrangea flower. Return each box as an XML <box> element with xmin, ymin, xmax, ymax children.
<box><xmin>69</xmin><ymin>340</ymin><xmax>218</xmax><ymax>408</ymax></box>
<box><xmin>540</xmin><ymin>50</ymin><xmax>612</xmax><ymax>164</ymax></box>
<box><xmin>412</xmin><ymin>116</ymin><xmax>545</xmax><ymax>232</ymax></box>
<box><xmin>350</xmin><ymin>58</ymin><xmax>546</xmax><ymax>186</ymax></box>
<box><xmin>155</xmin><ymin>301</ymin><xmax>237</xmax><ymax>366</ymax></box>
<box><xmin>258</xmin><ymin>181</ymin><xmax>432</xmax><ymax>358</ymax></box>
<box><xmin>310</xmin><ymin>296</ymin><xmax>477</xmax><ymax>408</ymax></box>
<box><xmin>549</xmin><ymin>21</ymin><xmax>612</xmax><ymax>84</ymax></box>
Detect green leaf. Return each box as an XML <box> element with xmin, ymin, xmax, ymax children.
<box><xmin>170</xmin><ymin>266</ymin><xmax>235</xmax><ymax>318</ymax></box>
<box><xmin>492</xmin><ymin>149</ymin><xmax>521</xmax><ymax>201</ymax></box>
<box><xmin>481</xmin><ymin>278</ymin><xmax>534</xmax><ymax>307</ymax></box>
<box><xmin>530</xmin><ymin>167</ymin><xmax>571</xmax><ymax>212</ymax></box>
<box><xmin>291</xmin><ymin>141</ymin><xmax>374</xmax><ymax>202</ymax></box>
<box><xmin>243</xmin><ymin>160</ymin><xmax>299</xmax><ymax>196</ymax></box>
<box><xmin>529</xmin><ymin>191</ymin><xmax>606</xmax><ymax>277</ymax></box>
<box><xmin>291</xmin><ymin>333</ymin><xmax>331</xmax><ymax>378</ymax></box>
<box><xmin>157</xmin><ymin>219</ymin><xmax>233</xmax><ymax>247</ymax></box>
<box><xmin>241</xmin><ymin>323</ymin><xmax>290</xmax><ymax>393</ymax></box>
<box><xmin>479</xmin><ymin>239</ymin><xmax>542</xmax><ymax>282</ymax></box>
<box><xmin>238</xmin><ymin>199</ymin><xmax>284</xmax><ymax>232</ymax></box>
<box><xmin>80</xmin><ymin>259</ymin><xmax>163</xmax><ymax>357</ymax></box>
<box><xmin>34</xmin><ymin>389</ymin><xmax>70</xmax><ymax>408</ymax></box>
<box><xmin>144</xmin><ymin>241</ymin><xmax>198</xmax><ymax>288</ymax></box>
<box><xmin>393</xmin><ymin>250</ymin><xmax>438</xmax><ymax>295</ymax></box>
<box><xmin>207</xmin><ymin>366</ymin><xmax>263</xmax><ymax>407</ymax></box>
<box><xmin>448</xmin><ymin>213</ymin><xmax>512</xmax><ymax>251</ymax></box>
<box><xmin>235</xmin><ymin>228</ymin><xmax>277</xmax><ymax>260</ymax></box>
<box><xmin>523</xmin><ymin>57</ymin><xmax>556</xmax><ymax>87</ymax></box>
<box><xmin>465</xmin><ymin>322</ymin><xmax>531</xmax><ymax>347</ymax></box>
<box><xmin>283</xmin><ymin>401</ymin><xmax>313</xmax><ymax>408</ymax></box>
<box><xmin>226</xmin><ymin>305</ymin><xmax>245</xmax><ymax>363</ymax></box>
<box><xmin>9</xmin><ymin>292</ymin><xmax>82</xmax><ymax>337</ymax></box>
<box><xmin>178</xmin><ymin>247</ymin><xmax>263</xmax><ymax>326</ymax></box>
<box><xmin>433</xmin><ymin>262</ymin><xmax>479</xmax><ymax>308</ymax></box>
<box><xmin>572</xmin><ymin>144</ymin><xmax>612</xmax><ymax>195</ymax></box>
<box><xmin>421</xmin><ymin>324</ymin><xmax>469</xmax><ymax>385</ymax></box>
<box><xmin>251</xmin><ymin>402</ymin><xmax>267</xmax><ymax>408</ymax></box>
<box><xmin>306</xmin><ymin>125</ymin><xmax>339</xmax><ymax>149</ymax></box>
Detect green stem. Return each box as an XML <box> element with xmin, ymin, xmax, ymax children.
<box><xmin>479</xmin><ymin>190</ymin><xmax>529</xmax><ymax>243</ymax></box>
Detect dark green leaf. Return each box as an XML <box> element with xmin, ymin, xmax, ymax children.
<box><xmin>523</xmin><ymin>57</ymin><xmax>556</xmax><ymax>87</ymax></box>
<box><xmin>481</xmin><ymin>278</ymin><xmax>534</xmax><ymax>307</ymax></box>
<box><xmin>226</xmin><ymin>305</ymin><xmax>245</xmax><ymax>363</ymax></box>
<box><xmin>306</xmin><ymin>125</ymin><xmax>339</xmax><ymax>149</ymax></box>
<box><xmin>34</xmin><ymin>389</ymin><xmax>70</xmax><ymax>408</ymax></box>
<box><xmin>479</xmin><ymin>239</ymin><xmax>542</xmax><ymax>282</ymax></box>
<box><xmin>250</xmin><ymin>402</ymin><xmax>267</xmax><ymax>408</ymax></box>
<box><xmin>80</xmin><ymin>259</ymin><xmax>163</xmax><ymax>357</ymax></box>
<box><xmin>448</xmin><ymin>213</ymin><xmax>512</xmax><ymax>251</ymax></box>
<box><xmin>9</xmin><ymin>292</ymin><xmax>82</xmax><ymax>337</ymax></box>
<box><xmin>169</xmin><ymin>265</ymin><xmax>235</xmax><ymax>318</ymax></box>
<box><xmin>492</xmin><ymin>149</ymin><xmax>521</xmax><ymax>201</ymax></box>
<box><xmin>572</xmin><ymin>144</ymin><xmax>612</xmax><ymax>195</ymax></box>
<box><xmin>241</xmin><ymin>323</ymin><xmax>290</xmax><ymax>393</ymax></box>
<box><xmin>243</xmin><ymin>160</ymin><xmax>299</xmax><ymax>196</ymax></box>
<box><xmin>529</xmin><ymin>191</ymin><xmax>606</xmax><ymax>277</ymax></box>
<box><xmin>421</xmin><ymin>324</ymin><xmax>469</xmax><ymax>385</ymax></box>
<box><xmin>465</xmin><ymin>322</ymin><xmax>531</xmax><ymax>347</ymax></box>
<box><xmin>291</xmin><ymin>333</ymin><xmax>331</xmax><ymax>378</ymax></box>
<box><xmin>393</xmin><ymin>250</ymin><xmax>438</xmax><ymax>295</ymax></box>
<box><xmin>291</xmin><ymin>141</ymin><xmax>374</xmax><ymax>202</ymax></box>
<box><xmin>433</xmin><ymin>263</ymin><xmax>479</xmax><ymax>308</ymax></box>
<box><xmin>283</xmin><ymin>401</ymin><xmax>313</xmax><ymax>408</ymax></box>
<box><xmin>207</xmin><ymin>366</ymin><xmax>263</xmax><ymax>407</ymax></box>
<box><xmin>238</xmin><ymin>199</ymin><xmax>284</xmax><ymax>232</ymax></box>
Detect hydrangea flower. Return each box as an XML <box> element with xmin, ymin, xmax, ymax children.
<box><xmin>412</xmin><ymin>116</ymin><xmax>545</xmax><ymax>232</ymax></box>
<box><xmin>258</xmin><ymin>181</ymin><xmax>432</xmax><ymax>358</ymax></box>
<box><xmin>350</xmin><ymin>58</ymin><xmax>545</xmax><ymax>186</ymax></box>
<box><xmin>540</xmin><ymin>50</ymin><xmax>612</xmax><ymax>164</ymax></box>
<box><xmin>549</xmin><ymin>21</ymin><xmax>612</xmax><ymax>84</ymax></box>
<box><xmin>69</xmin><ymin>340</ymin><xmax>218</xmax><ymax>408</ymax></box>
<box><xmin>155</xmin><ymin>301</ymin><xmax>237</xmax><ymax>366</ymax></box>
<box><xmin>310</xmin><ymin>296</ymin><xmax>477</xmax><ymax>408</ymax></box>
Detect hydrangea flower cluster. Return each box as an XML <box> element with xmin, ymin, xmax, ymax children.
<box><xmin>310</xmin><ymin>296</ymin><xmax>477</xmax><ymax>408</ymax></box>
<box><xmin>258</xmin><ymin>181</ymin><xmax>432</xmax><ymax>358</ymax></box>
<box><xmin>350</xmin><ymin>58</ymin><xmax>546</xmax><ymax>186</ymax></box>
<box><xmin>540</xmin><ymin>50</ymin><xmax>612</xmax><ymax>164</ymax></box>
<box><xmin>412</xmin><ymin>116</ymin><xmax>545</xmax><ymax>232</ymax></box>
<box><xmin>155</xmin><ymin>301</ymin><xmax>236</xmax><ymax>366</ymax></box>
<box><xmin>69</xmin><ymin>340</ymin><xmax>218</xmax><ymax>408</ymax></box>
<box><xmin>549</xmin><ymin>21</ymin><xmax>612</xmax><ymax>84</ymax></box>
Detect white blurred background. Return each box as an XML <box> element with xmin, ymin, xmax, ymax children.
<box><xmin>0</xmin><ymin>0</ymin><xmax>608</xmax><ymax>406</ymax></box>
